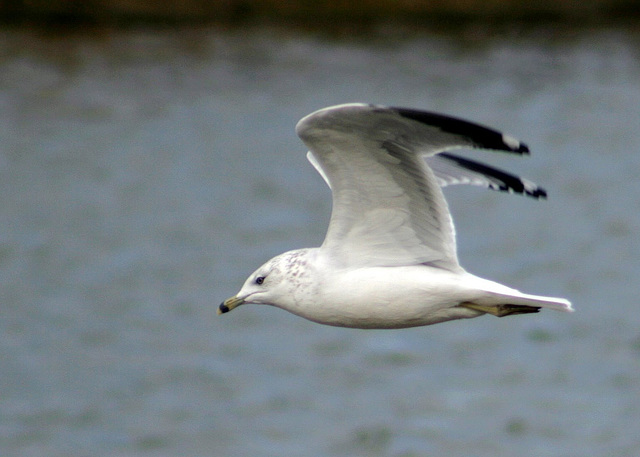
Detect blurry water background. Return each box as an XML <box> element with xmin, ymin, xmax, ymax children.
<box><xmin>1</xmin><ymin>22</ymin><xmax>639</xmax><ymax>457</ymax></box>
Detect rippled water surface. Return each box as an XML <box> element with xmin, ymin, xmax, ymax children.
<box><xmin>1</xmin><ymin>24</ymin><xmax>640</xmax><ymax>457</ymax></box>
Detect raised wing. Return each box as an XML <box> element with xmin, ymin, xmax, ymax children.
<box><xmin>296</xmin><ymin>103</ymin><xmax>531</xmax><ymax>270</ymax></box>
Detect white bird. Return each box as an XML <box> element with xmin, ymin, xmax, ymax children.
<box><xmin>219</xmin><ymin>103</ymin><xmax>573</xmax><ymax>329</ymax></box>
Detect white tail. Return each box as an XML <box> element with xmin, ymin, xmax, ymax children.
<box><xmin>470</xmin><ymin>275</ymin><xmax>573</xmax><ymax>313</ymax></box>
<box><xmin>491</xmin><ymin>291</ymin><xmax>574</xmax><ymax>312</ymax></box>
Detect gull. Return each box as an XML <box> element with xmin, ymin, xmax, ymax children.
<box><xmin>219</xmin><ymin>103</ymin><xmax>573</xmax><ymax>329</ymax></box>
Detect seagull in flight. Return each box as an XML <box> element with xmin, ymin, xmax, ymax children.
<box><xmin>219</xmin><ymin>103</ymin><xmax>573</xmax><ymax>329</ymax></box>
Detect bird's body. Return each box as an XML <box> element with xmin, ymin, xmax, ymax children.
<box><xmin>219</xmin><ymin>103</ymin><xmax>572</xmax><ymax>328</ymax></box>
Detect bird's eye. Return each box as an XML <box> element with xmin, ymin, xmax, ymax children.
<box><xmin>255</xmin><ymin>276</ymin><xmax>265</xmax><ymax>285</ymax></box>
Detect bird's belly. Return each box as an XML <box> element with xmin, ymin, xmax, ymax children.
<box><xmin>293</xmin><ymin>266</ymin><xmax>484</xmax><ymax>329</ymax></box>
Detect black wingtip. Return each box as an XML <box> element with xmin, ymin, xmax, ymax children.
<box><xmin>491</xmin><ymin>182</ymin><xmax>547</xmax><ymax>200</ymax></box>
<box><xmin>517</xmin><ymin>143</ymin><xmax>530</xmax><ymax>155</ymax></box>
<box><xmin>529</xmin><ymin>186</ymin><xmax>547</xmax><ymax>199</ymax></box>
<box><xmin>395</xmin><ymin>107</ymin><xmax>529</xmax><ymax>155</ymax></box>
<box><xmin>438</xmin><ymin>152</ymin><xmax>547</xmax><ymax>200</ymax></box>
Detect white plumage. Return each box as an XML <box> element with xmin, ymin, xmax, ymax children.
<box><xmin>219</xmin><ymin>103</ymin><xmax>572</xmax><ymax>329</ymax></box>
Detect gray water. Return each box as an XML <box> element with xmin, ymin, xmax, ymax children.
<box><xmin>1</xmin><ymin>24</ymin><xmax>639</xmax><ymax>457</ymax></box>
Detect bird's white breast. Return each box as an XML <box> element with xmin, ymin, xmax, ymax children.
<box><xmin>286</xmin><ymin>264</ymin><xmax>484</xmax><ymax>329</ymax></box>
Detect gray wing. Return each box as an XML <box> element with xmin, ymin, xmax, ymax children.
<box><xmin>297</xmin><ymin>103</ymin><xmax>532</xmax><ymax>270</ymax></box>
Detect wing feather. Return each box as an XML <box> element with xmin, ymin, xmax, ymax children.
<box><xmin>296</xmin><ymin>103</ymin><xmax>533</xmax><ymax>270</ymax></box>
<box><xmin>427</xmin><ymin>153</ymin><xmax>546</xmax><ymax>198</ymax></box>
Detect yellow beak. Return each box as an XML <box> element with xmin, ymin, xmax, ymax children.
<box><xmin>218</xmin><ymin>295</ymin><xmax>245</xmax><ymax>315</ymax></box>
